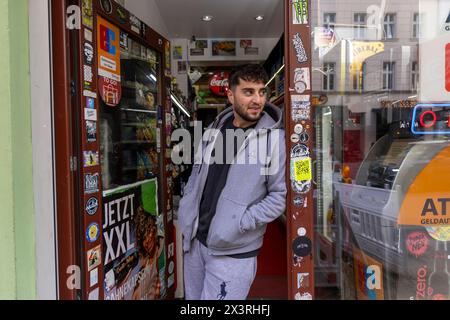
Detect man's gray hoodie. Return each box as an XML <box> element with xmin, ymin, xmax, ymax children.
<box><xmin>178</xmin><ymin>102</ymin><xmax>287</xmax><ymax>256</ymax></box>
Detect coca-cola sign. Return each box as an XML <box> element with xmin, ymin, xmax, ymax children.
<box><xmin>209</xmin><ymin>72</ymin><xmax>230</xmax><ymax>97</ymax></box>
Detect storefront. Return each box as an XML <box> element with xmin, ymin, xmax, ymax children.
<box><xmin>6</xmin><ymin>0</ymin><xmax>447</xmax><ymax>300</ymax></box>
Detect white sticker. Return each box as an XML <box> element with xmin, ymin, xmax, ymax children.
<box><xmin>294</xmin><ymin>124</ymin><xmax>304</xmax><ymax>134</ymax></box>
<box><xmin>85</xmin><ymin>173</ymin><xmax>99</xmax><ymax>194</ymax></box>
<box><xmin>84</xmin><ymin>29</ymin><xmax>93</xmax><ymax>42</ymax></box>
<box><xmin>291</xmin><ymin>133</ymin><xmax>300</xmax><ymax>143</ymax></box>
<box><xmin>293</xmin><ymin>33</ymin><xmax>308</xmax><ymax>63</ymax></box>
<box><xmin>169</xmin><ymin>261</ymin><xmax>175</xmax><ymax>274</ymax></box>
<box><xmin>90</xmin><ymin>268</ymin><xmax>98</xmax><ymax>287</ymax></box>
<box><xmin>293</xmin><ymin>68</ymin><xmax>310</xmax><ymax>94</ymax></box>
<box><xmin>297</xmin><ymin>227</ymin><xmax>307</xmax><ymax>237</ymax></box>
<box><xmin>295</xmin><ymin>292</ymin><xmax>313</xmax><ymax>300</ymax></box>
<box><xmin>85</xmin><ymin>108</ymin><xmax>97</xmax><ymax>121</ymax></box>
<box><xmin>100</xmin><ymin>55</ymin><xmax>116</xmax><ymax>72</ymax></box>
<box><xmin>83</xmin><ymin>90</ymin><xmax>97</xmax><ymax>99</ymax></box>
<box><xmin>83</xmin><ymin>65</ymin><xmax>93</xmax><ymax>83</ymax></box>
<box><xmin>297</xmin><ymin>273</ymin><xmax>310</xmax><ymax>289</ymax></box>
<box><xmin>291</xmin><ymin>95</ymin><xmax>311</xmax><ymax>122</ymax></box>
<box><xmin>98</xmin><ymin>68</ymin><xmax>121</xmax><ymax>82</ymax></box>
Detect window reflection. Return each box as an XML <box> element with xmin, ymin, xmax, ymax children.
<box><xmin>311</xmin><ymin>0</ymin><xmax>450</xmax><ymax>300</ymax></box>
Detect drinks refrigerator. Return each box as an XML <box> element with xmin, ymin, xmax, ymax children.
<box><xmin>51</xmin><ymin>0</ymin><xmax>178</xmax><ymax>299</ymax></box>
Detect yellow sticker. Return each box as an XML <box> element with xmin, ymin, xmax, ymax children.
<box><xmin>294</xmin><ymin>157</ymin><xmax>312</xmax><ymax>182</ymax></box>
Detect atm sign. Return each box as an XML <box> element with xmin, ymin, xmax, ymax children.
<box><xmin>411</xmin><ymin>104</ymin><xmax>450</xmax><ymax>134</ymax></box>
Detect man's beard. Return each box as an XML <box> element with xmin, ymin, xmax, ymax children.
<box><xmin>235</xmin><ymin>104</ymin><xmax>264</xmax><ymax>123</ymax></box>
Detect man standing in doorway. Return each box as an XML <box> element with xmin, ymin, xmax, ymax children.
<box><xmin>178</xmin><ymin>64</ymin><xmax>286</xmax><ymax>300</ymax></box>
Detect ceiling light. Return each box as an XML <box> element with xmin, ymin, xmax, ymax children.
<box><xmin>202</xmin><ymin>15</ymin><xmax>213</xmax><ymax>22</ymax></box>
<box><xmin>255</xmin><ymin>15</ymin><xmax>264</xmax><ymax>21</ymax></box>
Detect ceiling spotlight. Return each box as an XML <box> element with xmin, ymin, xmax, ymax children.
<box><xmin>255</xmin><ymin>15</ymin><xmax>264</xmax><ymax>21</ymax></box>
<box><xmin>202</xmin><ymin>15</ymin><xmax>213</xmax><ymax>22</ymax></box>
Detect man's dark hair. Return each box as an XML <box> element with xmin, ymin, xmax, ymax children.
<box><xmin>229</xmin><ymin>64</ymin><xmax>268</xmax><ymax>90</ymax></box>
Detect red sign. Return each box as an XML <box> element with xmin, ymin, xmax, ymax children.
<box><xmin>406</xmin><ymin>231</ymin><xmax>429</xmax><ymax>258</ymax></box>
<box><xmin>99</xmin><ymin>76</ymin><xmax>121</xmax><ymax>107</ymax></box>
<box><xmin>209</xmin><ymin>72</ymin><xmax>230</xmax><ymax>97</ymax></box>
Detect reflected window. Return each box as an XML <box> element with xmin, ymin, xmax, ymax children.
<box><xmin>411</xmin><ymin>61</ymin><xmax>419</xmax><ymax>90</ymax></box>
<box><xmin>383</xmin><ymin>13</ymin><xmax>396</xmax><ymax>39</ymax></box>
<box><xmin>324</xmin><ymin>13</ymin><xmax>336</xmax><ymax>30</ymax></box>
<box><xmin>310</xmin><ymin>0</ymin><xmax>447</xmax><ymax>302</ymax></box>
<box><xmin>412</xmin><ymin>13</ymin><xmax>420</xmax><ymax>39</ymax></box>
<box><xmin>382</xmin><ymin>62</ymin><xmax>395</xmax><ymax>90</ymax></box>
<box><xmin>323</xmin><ymin>62</ymin><xmax>336</xmax><ymax>91</ymax></box>
<box><xmin>352</xmin><ymin>62</ymin><xmax>365</xmax><ymax>91</ymax></box>
<box><xmin>354</xmin><ymin>13</ymin><xmax>366</xmax><ymax>39</ymax></box>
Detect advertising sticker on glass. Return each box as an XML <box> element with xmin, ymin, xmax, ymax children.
<box><xmin>103</xmin><ymin>179</ymin><xmax>167</xmax><ymax>300</ymax></box>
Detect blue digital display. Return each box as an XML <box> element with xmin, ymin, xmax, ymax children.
<box><xmin>411</xmin><ymin>103</ymin><xmax>450</xmax><ymax>135</ymax></box>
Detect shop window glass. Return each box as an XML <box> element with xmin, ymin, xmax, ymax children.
<box><xmin>100</xmin><ymin>37</ymin><xmax>160</xmax><ymax>190</ymax></box>
<box><xmin>354</xmin><ymin>13</ymin><xmax>366</xmax><ymax>39</ymax></box>
<box><xmin>382</xmin><ymin>62</ymin><xmax>395</xmax><ymax>90</ymax></box>
<box><xmin>383</xmin><ymin>14</ymin><xmax>396</xmax><ymax>39</ymax></box>
<box><xmin>311</xmin><ymin>0</ymin><xmax>449</xmax><ymax>300</ymax></box>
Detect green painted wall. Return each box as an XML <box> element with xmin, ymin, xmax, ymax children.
<box><xmin>0</xmin><ymin>0</ymin><xmax>36</xmax><ymax>299</ymax></box>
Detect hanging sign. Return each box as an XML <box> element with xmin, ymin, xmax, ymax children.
<box><xmin>209</xmin><ymin>72</ymin><xmax>230</xmax><ymax>97</ymax></box>
<box><xmin>97</xmin><ymin>16</ymin><xmax>122</xmax><ymax>107</ymax></box>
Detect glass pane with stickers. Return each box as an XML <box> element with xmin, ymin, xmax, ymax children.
<box><xmin>311</xmin><ymin>0</ymin><xmax>450</xmax><ymax>300</ymax></box>
<box><xmin>100</xmin><ymin>35</ymin><xmax>160</xmax><ymax>190</ymax></box>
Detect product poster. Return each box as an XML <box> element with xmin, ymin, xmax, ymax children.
<box><xmin>102</xmin><ymin>179</ymin><xmax>166</xmax><ymax>300</ymax></box>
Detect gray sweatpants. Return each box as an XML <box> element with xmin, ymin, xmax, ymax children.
<box><xmin>183</xmin><ymin>239</ymin><xmax>257</xmax><ymax>300</ymax></box>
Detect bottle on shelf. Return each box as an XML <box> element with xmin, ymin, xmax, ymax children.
<box><xmin>428</xmin><ymin>240</ymin><xmax>450</xmax><ymax>300</ymax></box>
